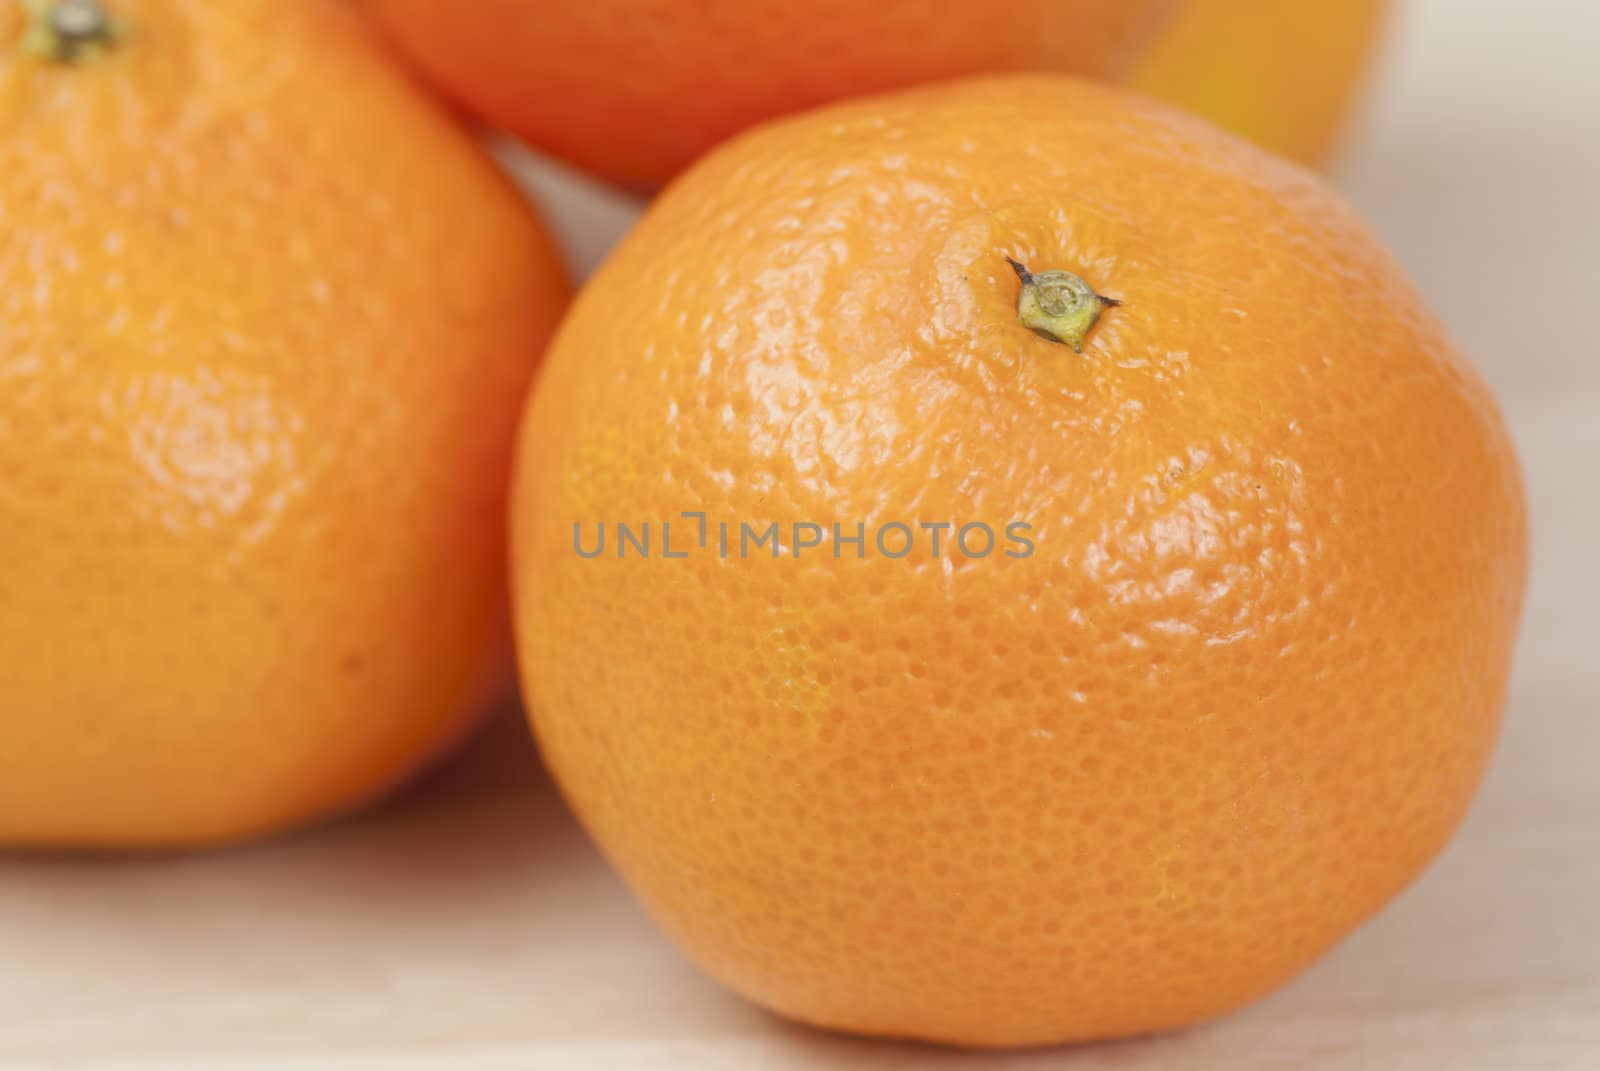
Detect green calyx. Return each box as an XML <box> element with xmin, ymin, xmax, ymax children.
<box><xmin>1006</xmin><ymin>257</ymin><xmax>1121</xmax><ymax>354</ymax></box>
<box><xmin>20</xmin><ymin>0</ymin><xmax>123</xmax><ymax>62</ymax></box>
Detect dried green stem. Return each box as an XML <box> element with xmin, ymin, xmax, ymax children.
<box><xmin>21</xmin><ymin>0</ymin><xmax>123</xmax><ymax>62</ymax></box>
<box><xmin>1006</xmin><ymin>256</ymin><xmax>1121</xmax><ymax>354</ymax></box>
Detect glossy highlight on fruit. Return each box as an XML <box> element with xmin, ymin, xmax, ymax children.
<box><xmin>511</xmin><ymin>75</ymin><xmax>1527</xmax><ymax>1047</ymax></box>
<box><xmin>0</xmin><ymin>0</ymin><xmax>569</xmax><ymax>848</ymax></box>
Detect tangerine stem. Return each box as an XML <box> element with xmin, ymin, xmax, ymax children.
<box><xmin>1006</xmin><ymin>256</ymin><xmax>1121</xmax><ymax>354</ymax></box>
<box><xmin>21</xmin><ymin>0</ymin><xmax>122</xmax><ymax>61</ymax></box>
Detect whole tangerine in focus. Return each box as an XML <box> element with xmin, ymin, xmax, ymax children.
<box><xmin>0</xmin><ymin>0</ymin><xmax>569</xmax><ymax>847</ymax></box>
<box><xmin>511</xmin><ymin>76</ymin><xmax>1527</xmax><ymax>1047</ymax></box>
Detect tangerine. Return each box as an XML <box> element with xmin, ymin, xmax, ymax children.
<box><xmin>0</xmin><ymin>0</ymin><xmax>569</xmax><ymax>847</ymax></box>
<box><xmin>511</xmin><ymin>76</ymin><xmax>1526</xmax><ymax>1046</ymax></box>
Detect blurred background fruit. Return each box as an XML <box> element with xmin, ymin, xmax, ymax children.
<box><xmin>0</xmin><ymin>0</ymin><xmax>569</xmax><ymax>848</ymax></box>
<box><xmin>511</xmin><ymin>75</ymin><xmax>1526</xmax><ymax>1047</ymax></box>
<box><xmin>361</xmin><ymin>0</ymin><xmax>1171</xmax><ymax>191</ymax></box>
<box><xmin>363</xmin><ymin>0</ymin><xmax>1387</xmax><ymax>191</ymax></box>
<box><xmin>1129</xmin><ymin>0</ymin><xmax>1390</xmax><ymax>168</ymax></box>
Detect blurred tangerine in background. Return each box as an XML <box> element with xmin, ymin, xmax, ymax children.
<box><xmin>1129</xmin><ymin>0</ymin><xmax>1390</xmax><ymax>169</ymax></box>
<box><xmin>363</xmin><ymin>0</ymin><xmax>1388</xmax><ymax>190</ymax></box>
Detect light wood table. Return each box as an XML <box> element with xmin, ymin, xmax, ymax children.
<box><xmin>3</xmin><ymin>0</ymin><xmax>1597</xmax><ymax>1066</ymax></box>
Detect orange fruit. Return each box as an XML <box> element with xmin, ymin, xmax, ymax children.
<box><xmin>1129</xmin><ymin>0</ymin><xmax>1389</xmax><ymax>168</ymax></box>
<box><xmin>511</xmin><ymin>76</ymin><xmax>1527</xmax><ymax>1047</ymax></box>
<box><xmin>361</xmin><ymin>0</ymin><xmax>1385</xmax><ymax>190</ymax></box>
<box><xmin>0</xmin><ymin>0</ymin><xmax>568</xmax><ymax>848</ymax></box>
<box><xmin>361</xmin><ymin>0</ymin><xmax>1171</xmax><ymax>191</ymax></box>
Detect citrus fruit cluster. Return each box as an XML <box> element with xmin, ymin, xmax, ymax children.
<box><xmin>1</xmin><ymin>0</ymin><xmax>1526</xmax><ymax>1051</ymax></box>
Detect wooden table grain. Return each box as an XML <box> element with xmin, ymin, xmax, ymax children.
<box><xmin>3</xmin><ymin>0</ymin><xmax>1597</xmax><ymax>1066</ymax></box>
